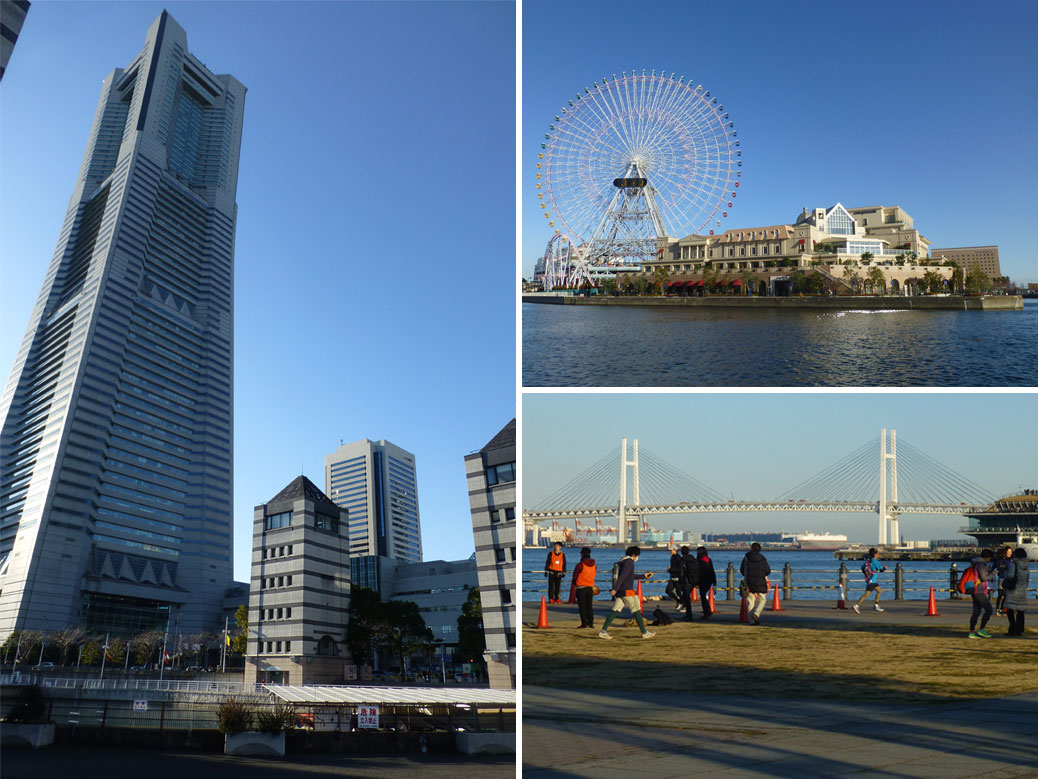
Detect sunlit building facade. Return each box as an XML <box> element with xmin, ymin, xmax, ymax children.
<box><xmin>0</xmin><ymin>12</ymin><xmax>245</xmax><ymax>641</ymax></box>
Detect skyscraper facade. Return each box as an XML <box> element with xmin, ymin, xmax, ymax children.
<box><xmin>0</xmin><ymin>12</ymin><xmax>245</xmax><ymax>640</ymax></box>
<box><xmin>324</xmin><ymin>439</ymin><xmax>422</xmax><ymax>564</ymax></box>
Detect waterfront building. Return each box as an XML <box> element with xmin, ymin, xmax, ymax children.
<box><xmin>961</xmin><ymin>490</ymin><xmax>1038</xmax><ymax>550</ymax></box>
<box><xmin>245</xmin><ymin>476</ymin><xmax>350</xmax><ymax>685</ymax></box>
<box><xmin>639</xmin><ymin>203</ymin><xmax>949</xmax><ymax>296</ymax></box>
<box><xmin>928</xmin><ymin>246</ymin><xmax>1002</xmax><ymax>279</ymax></box>
<box><xmin>0</xmin><ymin>0</ymin><xmax>29</xmax><ymax>80</ymax></box>
<box><xmin>324</xmin><ymin>439</ymin><xmax>422</xmax><ymax>564</ymax></box>
<box><xmin>465</xmin><ymin>420</ymin><xmax>516</xmax><ymax>689</ymax></box>
<box><xmin>0</xmin><ymin>12</ymin><xmax>245</xmax><ymax>641</ymax></box>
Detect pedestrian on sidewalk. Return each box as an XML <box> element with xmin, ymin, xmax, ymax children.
<box><xmin>678</xmin><ymin>546</ymin><xmax>699</xmax><ymax>622</ymax></box>
<box><xmin>545</xmin><ymin>542</ymin><xmax>566</xmax><ymax>604</ymax></box>
<box><xmin>994</xmin><ymin>546</ymin><xmax>1013</xmax><ymax>616</ymax></box>
<box><xmin>740</xmin><ymin>542</ymin><xmax>771</xmax><ymax>625</ymax></box>
<box><xmin>697</xmin><ymin>546</ymin><xmax>717</xmax><ymax>619</ymax></box>
<box><xmin>852</xmin><ymin>548</ymin><xmax>887</xmax><ymax>614</ymax></box>
<box><xmin>665</xmin><ymin>548</ymin><xmax>683</xmax><ymax>611</ymax></box>
<box><xmin>1003</xmin><ymin>548</ymin><xmax>1030</xmax><ymax>637</ymax></box>
<box><xmin>967</xmin><ymin>549</ymin><xmax>996</xmax><ymax>639</ymax></box>
<box><xmin>572</xmin><ymin>547</ymin><xmax>598</xmax><ymax>629</ymax></box>
<box><xmin>599</xmin><ymin>546</ymin><xmax>655</xmax><ymax>640</ymax></box>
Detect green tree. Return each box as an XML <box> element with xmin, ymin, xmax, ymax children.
<box><xmin>131</xmin><ymin>630</ymin><xmax>164</xmax><ymax>666</ymax></box>
<box><xmin>231</xmin><ymin>604</ymin><xmax>249</xmax><ymax>655</ymax></box>
<box><xmin>2</xmin><ymin>630</ymin><xmax>42</xmax><ymax>665</ymax></box>
<box><xmin>455</xmin><ymin>588</ymin><xmax>486</xmax><ymax>665</ymax></box>
<box><xmin>859</xmin><ymin>251</ymin><xmax>874</xmax><ymax>265</ymax></box>
<box><xmin>965</xmin><ymin>266</ymin><xmax>989</xmax><ymax>294</ymax></box>
<box><xmin>922</xmin><ymin>269</ymin><xmax>943</xmax><ymax>294</ymax></box>
<box><xmin>381</xmin><ymin>600</ymin><xmax>435</xmax><ymax>677</ymax></box>
<box><xmin>950</xmin><ymin>264</ymin><xmax>964</xmax><ymax>293</ymax></box>
<box><xmin>598</xmin><ymin>277</ymin><xmax>617</xmax><ymax>296</ymax></box>
<box><xmin>842</xmin><ymin>264</ymin><xmax>862</xmax><ymax>292</ymax></box>
<box><xmin>792</xmin><ymin>271</ymin><xmax>824</xmax><ymax>295</ymax></box>
<box><xmin>81</xmin><ymin>640</ymin><xmax>102</xmax><ymax>666</ymax></box>
<box><xmin>867</xmin><ymin>266</ymin><xmax>886</xmax><ymax>295</ymax></box>
<box><xmin>653</xmin><ymin>265</ymin><xmax>669</xmax><ymax>295</ymax></box>
<box><xmin>49</xmin><ymin>626</ymin><xmax>87</xmax><ymax>666</ymax></box>
<box><xmin>346</xmin><ymin>586</ymin><xmax>382</xmax><ymax>666</ymax></box>
<box><xmin>347</xmin><ymin>587</ymin><xmax>434</xmax><ymax>676</ymax></box>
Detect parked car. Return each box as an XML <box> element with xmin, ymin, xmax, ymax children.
<box><xmin>32</xmin><ymin>661</ymin><xmax>56</xmax><ymax>669</ymax></box>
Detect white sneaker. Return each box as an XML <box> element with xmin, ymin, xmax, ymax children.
<box><xmin>851</xmin><ymin>604</ymin><xmax>860</xmax><ymax>614</ymax></box>
<box><xmin>598</xmin><ymin>631</ymin><xmax>613</xmax><ymax>640</ymax></box>
<box><xmin>641</xmin><ymin>631</ymin><xmax>655</xmax><ymax>639</ymax></box>
<box><xmin>874</xmin><ymin>604</ymin><xmax>885</xmax><ymax>612</ymax></box>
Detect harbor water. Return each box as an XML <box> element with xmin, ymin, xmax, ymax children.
<box><xmin>523</xmin><ymin>548</ymin><xmax>979</xmax><ymax>603</ymax></box>
<box><xmin>522</xmin><ymin>298</ymin><xmax>1038</xmax><ymax>386</ymax></box>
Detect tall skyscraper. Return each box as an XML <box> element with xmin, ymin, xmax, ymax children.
<box><xmin>0</xmin><ymin>12</ymin><xmax>245</xmax><ymax>640</ymax></box>
<box><xmin>0</xmin><ymin>1</ymin><xmax>30</xmax><ymax>81</ymax></box>
<box><xmin>324</xmin><ymin>439</ymin><xmax>422</xmax><ymax>564</ymax></box>
<box><xmin>465</xmin><ymin>420</ymin><xmax>516</xmax><ymax>689</ymax></box>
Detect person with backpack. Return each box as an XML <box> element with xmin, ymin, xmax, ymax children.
<box><xmin>852</xmin><ymin>548</ymin><xmax>887</xmax><ymax>614</ymax></box>
<box><xmin>696</xmin><ymin>546</ymin><xmax>718</xmax><ymax>619</ymax></box>
<box><xmin>740</xmin><ymin>542</ymin><xmax>771</xmax><ymax>625</ymax></box>
<box><xmin>599</xmin><ymin>546</ymin><xmax>655</xmax><ymax>640</ymax></box>
<box><xmin>665</xmin><ymin>549</ymin><xmax>683</xmax><ymax>611</ymax></box>
<box><xmin>544</xmin><ymin>542</ymin><xmax>566</xmax><ymax>604</ymax></box>
<box><xmin>1003</xmin><ymin>547</ymin><xmax>1030</xmax><ymax>637</ymax></box>
<box><xmin>572</xmin><ymin>547</ymin><xmax>598</xmax><ymax>629</ymax></box>
<box><xmin>678</xmin><ymin>546</ymin><xmax>699</xmax><ymax>622</ymax></box>
<box><xmin>967</xmin><ymin>549</ymin><xmax>996</xmax><ymax>639</ymax></box>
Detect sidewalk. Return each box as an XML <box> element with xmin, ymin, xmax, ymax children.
<box><xmin>523</xmin><ymin>686</ymin><xmax>1038</xmax><ymax>777</ymax></box>
<box><xmin>523</xmin><ymin>597</ymin><xmax>1038</xmax><ymax>777</ymax></box>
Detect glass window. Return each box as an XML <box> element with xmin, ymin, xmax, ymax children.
<box><xmin>315</xmin><ymin>513</ymin><xmax>339</xmax><ymax>532</ymax></box>
<box><xmin>264</xmin><ymin>511</ymin><xmax>291</xmax><ymax>531</ymax></box>
<box><xmin>486</xmin><ymin>462</ymin><xmax>516</xmax><ymax>485</ymax></box>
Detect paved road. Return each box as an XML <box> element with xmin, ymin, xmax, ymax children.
<box><xmin>2</xmin><ymin>746</ymin><xmax>516</xmax><ymax>778</ymax></box>
<box><xmin>523</xmin><ymin>598</ymin><xmax>1038</xmax><ymax>777</ymax></box>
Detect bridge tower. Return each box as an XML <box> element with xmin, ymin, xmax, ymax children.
<box><xmin>878</xmin><ymin>428</ymin><xmax>900</xmax><ymax>546</ymax></box>
<box><xmin>617</xmin><ymin>438</ymin><xmax>640</xmax><ymax>545</ymax></box>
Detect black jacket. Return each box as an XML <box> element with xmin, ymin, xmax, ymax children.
<box><xmin>696</xmin><ymin>553</ymin><xmax>717</xmax><ymax>589</ymax></box>
<box><xmin>740</xmin><ymin>551</ymin><xmax>771</xmax><ymax>594</ymax></box>
<box><xmin>679</xmin><ymin>552</ymin><xmax>699</xmax><ymax>588</ymax></box>
<box><xmin>667</xmin><ymin>553</ymin><xmax>682</xmax><ymax>578</ymax></box>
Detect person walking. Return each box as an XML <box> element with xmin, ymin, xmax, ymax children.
<box><xmin>740</xmin><ymin>542</ymin><xmax>771</xmax><ymax>625</ymax></box>
<box><xmin>967</xmin><ymin>549</ymin><xmax>996</xmax><ymax>639</ymax></box>
<box><xmin>852</xmin><ymin>548</ymin><xmax>887</xmax><ymax>614</ymax></box>
<box><xmin>1003</xmin><ymin>548</ymin><xmax>1030</xmax><ymax>637</ymax></box>
<box><xmin>599</xmin><ymin>546</ymin><xmax>655</xmax><ymax>640</ymax></box>
<box><xmin>544</xmin><ymin>542</ymin><xmax>566</xmax><ymax>604</ymax></box>
<box><xmin>696</xmin><ymin>546</ymin><xmax>717</xmax><ymax>620</ymax></box>
<box><xmin>665</xmin><ymin>549</ymin><xmax>683</xmax><ymax>611</ymax></box>
<box><xmin>572</xmin><ymin>547</ymin><xmax>598</xmax><ymax>629</ymax></box>
<box><xmin>678</xmin><ymin>546</ymin><xmax>699</xmax><ymax>622</ymax></box>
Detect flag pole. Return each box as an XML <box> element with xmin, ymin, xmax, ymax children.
<box><xmin>100</xmin><ymin>633</ymin><xmax>109</xmax><ymax>681</ymax></box>
<box><xmin>221</xmin><ymin>616</ymin><xmax>228</xmax><ymax>673</ymax></box>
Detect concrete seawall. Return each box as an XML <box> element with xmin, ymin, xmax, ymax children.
<box><xmin>522</xmin><ymin>294</ymin><xmax>1024</xmax><ymax>311</ymax></box>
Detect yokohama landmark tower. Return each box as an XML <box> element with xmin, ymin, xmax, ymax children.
<box><xmin>0</xmin><ymin>12</ymin><xmax>245</xmax><ymax>640</ymax></box>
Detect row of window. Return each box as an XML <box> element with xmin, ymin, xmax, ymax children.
<box><xmin>263</xmin><ymin>640</ymin><xmax>290</xmax><ymax>654</ymax></box>
<box><xmin>264</xmin><ymin>544</ymin><xmax>293</xmax><ymax>559</ymax></box>
<box><xmin>495</xmin><ymin>547</ymin><xmax>516</xmax><ymax>563</ymax></box>
<box><xmin>264</xmin><ymin>607</ymin><xmax>292</xmax><ymax>621</ymax></box>
<box><xmin>490</xmin><ymin>507</ymin><xmax>515</xmax><ymax>523</ymax></box>
<box><xmin>261</xmin><ymin>575</ymin><xmax>293</xmax><ymax>589</ymax></box>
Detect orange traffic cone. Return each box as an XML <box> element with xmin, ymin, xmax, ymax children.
<box><xmin>924</xmin><ymin>586</ymin><xmax>939</xmax><ymax>617</ymax></box>
<box><xmin>636</xmin><ymin>579</ymin><xmax>644</xmax><ymax>612</ymax></box>
<box><xmin>738</xmin><ymin>597</ymin><xmax>749</xmax><ymax>623</ymax></box>
<box><xmin>708</xmin><ymin>587</ymin><xmax>718</xmax><ymax>613</ymax></box>
<box><xmin>769</xmin><ymin>583</ymin><xmax>784</xmax><ymax>611</ymax></box>
<box><xmin>537</xmin><ymin>596</ymin><xmax>551</xmax><ymax>628</ymax></box>
<box><xmin>835</xmin><ymin>582</ymin><xmax>847</xmax><ymax>610</ymax></box>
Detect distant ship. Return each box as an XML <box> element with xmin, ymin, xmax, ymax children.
<box><xmin>795</xmin><ymin>532</ymin><xmax>848</xmax><ymax>550</ymax></box>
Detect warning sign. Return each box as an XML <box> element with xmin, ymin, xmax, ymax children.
<box><xmin>357</xmin><ymin>705</ymin><xmax>379</xmax><ymax>729</ymax></box>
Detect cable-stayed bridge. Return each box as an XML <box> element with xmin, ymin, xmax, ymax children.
<box><xmin>524</xmin><ymin>430</ymin><xmax>996</xmax><ymax>546</ymax></box>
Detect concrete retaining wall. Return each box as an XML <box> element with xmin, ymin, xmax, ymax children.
<box><xmin>522</xmin><ymin>294</ymin><xmax>1024</xmax><ymax>311</ymax></box>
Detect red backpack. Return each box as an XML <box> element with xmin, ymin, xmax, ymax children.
<box><xmin>957</xmin><ymin>565</ymin><xmax>978</xmax><ymax>594</ymax></box>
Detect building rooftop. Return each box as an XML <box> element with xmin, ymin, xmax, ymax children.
<box><xmin>482</xmin><ymin>419</ymin><xmax>516</xmax><ymax>453</ymax></box>
<box><xmin>266</xmin><ymin>475</ymin><xmax>340</xmax><ymax>513</ymax></box>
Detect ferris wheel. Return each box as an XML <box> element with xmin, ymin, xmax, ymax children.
<box><xmin>537</xmin><ymin>70</ymin><xmax>741</xmax><ymax>265</ymax></box>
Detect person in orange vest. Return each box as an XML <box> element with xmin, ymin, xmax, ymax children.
<box><xmin>572</xmin><ymin>547</ymin><xmax>598</xmax><ymax>628</ymax></box>
<box><xmin>544</xmin><ymin>542</ymin><xmax>567</xmax><ymax>603</ymax></box>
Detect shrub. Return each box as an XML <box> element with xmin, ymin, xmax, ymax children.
<box><xmin>255</xmin><ymin>703</ymin><xmax>297</xmax><ymax>734</ymax></box>
<box><xmin>3</xmin><ymin>685</ymin><xmax>47</xmax><ymax>724</ymax></box>
<box><xmin>217</xmin><ymin>697</ymin><xmax>255</xmax><ymax>734</ymax></box>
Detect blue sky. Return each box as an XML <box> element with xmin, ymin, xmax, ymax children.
<box><xmin>0</xmin><ymin>1</ymin><xmax>515</xmax><ymax>581</ymax></box>
<box><xmin>522</xmin><ymin>393</ymin><xmax>1038</xmax><ymax>543</ymax></box>
<box><xmin>521</xmin><ymin>0</ymin><xmax>1038</xmax><ymax>283</ymax></box>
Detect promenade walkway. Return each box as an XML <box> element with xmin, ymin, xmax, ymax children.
<box><xmin>522</xmin><ymin>598</ymin><xmax>1038</xmax><ymax>777</ymax></box>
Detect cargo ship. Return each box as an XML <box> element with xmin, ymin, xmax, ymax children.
<box><xmin>795</xmin><ymin>532</ymin><xmax>849</xmax><ymax>550</ymax></box>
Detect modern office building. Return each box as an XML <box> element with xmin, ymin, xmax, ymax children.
<box><xmin>928</xmin><ymin>246</ymin><xmax>1002</xmax><ymax>279</ymax></box>
<box><xmin>0</xmin><ymin>0</ymin><xmax>30</xmax><ymax>81</ymax></box>
<box><xmin>465</xmin><ymin>420</ymin><xmax>516</xmax><ymax>689</ymax></box>
<box><xmin>325</xmin><ymin>439</ymin><xmax>422</xmax><ymax>564</ymax></box>
<box><xmin>246</xmin><ymin>476</ymin><xmax>351</xmax><ymax>685</ymax></box>
<box><xmin>0</xmin><ymin>12</ymin><xmax>245</xmax><ymax>641</ymax></box>
<box><xmin>350</xmin><ymin>554</ymin><xmax>477</xmax><ymax>664</ymax></box>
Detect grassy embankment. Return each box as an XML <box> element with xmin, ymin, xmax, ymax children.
<box><xmin>523</xmin><ymin>614</ymin><xmax>1037</xmax><ymax>704</ymax></box>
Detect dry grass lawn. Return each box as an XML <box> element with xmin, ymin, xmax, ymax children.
<box><xmin>523</xmin><ymin>618</ymin><xmax>1038</xmax><ymax>704</ymax></box>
